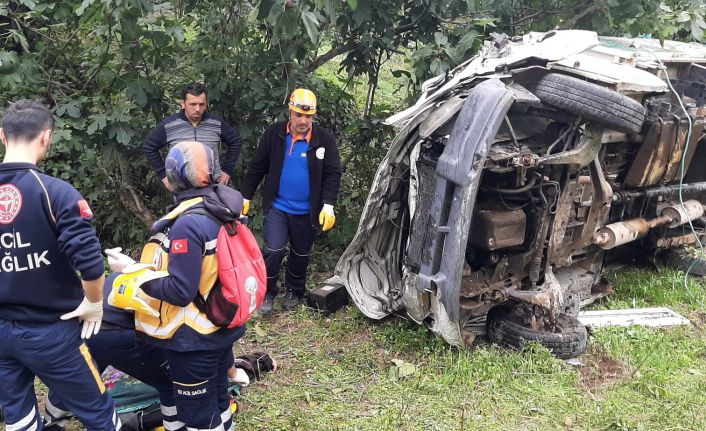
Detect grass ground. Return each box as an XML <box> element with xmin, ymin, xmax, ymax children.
<box><xmin>12</xmin><ymin>265</ymin><xmax>704</xmax><ymax>431</ymax></box>
<box><xmin>228</xmin><ymin>265</ymin><xmax>706</xmax><ymax>431</ymax></box>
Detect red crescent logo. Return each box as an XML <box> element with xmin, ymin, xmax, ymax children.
<box><xmin>0</xmin><ymin>184</ymin><xmax>22</xmax><ymax>224</ymax></box>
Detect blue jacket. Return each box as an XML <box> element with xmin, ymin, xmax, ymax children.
<box><xmin>138</xmin><ymin>195</ymin><xmax>244</xmax><ymax>351</ymax></box>
<box><xmin>0</xmin><ymin>163</ymin><xmax>105</xmax><ymax>323</ymax></box>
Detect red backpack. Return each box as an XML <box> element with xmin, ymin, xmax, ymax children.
<box><xmin>187</xmin><ymin>210</ymin><xmax>266</xmax><ymax>328</ymax></box>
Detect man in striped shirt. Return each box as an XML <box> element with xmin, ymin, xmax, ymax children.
<box><xmin>143</xmin><ymin>82</ymin><xmax>242</xmax><ymax>189</ymax></box>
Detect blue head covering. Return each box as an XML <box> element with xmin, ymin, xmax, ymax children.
<box><xmin>165</xmin><ymin>141</ymin><xmax>214</xmax><ymax>192</ymax></box>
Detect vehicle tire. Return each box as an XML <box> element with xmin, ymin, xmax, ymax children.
<box><xmin>658</xmin><ymin>247</ymin><xmax>706</xmax><ymax>276</ymax></box>
<box><xmin>527</xmin><ymin>73</ymin><xmax>646</xmax><ymax>133</ymax></box>
<box><xmin>487</xmin><ymin>309</ymin><xmax>588</xmax><ymax>359</ymax></box>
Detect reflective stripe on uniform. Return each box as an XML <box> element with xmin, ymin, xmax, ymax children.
<box><xmin>161</xmin><ymin>404</ymin><xmax>178</xmax><ymax>416</ymax></box>
<box><xmin>29</xmin><ymin>170</ymin><xmax>56</xmax><ymax>224</ymax></box>
<box><xmin>204</xmin><ymin>239</ymin><xmax>217</xmax><ymax>253</ymax></box>
<box><xmin>135</xmin><ymin>307</ymin><xmax>186</xmax><ymax>339</ymax></box>
<box><xmin>164</xmin><ymin>419</ymin><xmax>186</xmax><ymax>431</ymax></box>
<box><xmin>186</xmin><ymin>424</ymin><xmax>225</xmax><ymax>431</ymax></box>
<box><xmin>220</xmin><ymin>407</ymin><xmax>232</xmax><ymax>430</ymax></box>
<box><xmin>114</xmin><ymin>409</ymin><xmax>123</xmax><ymax>430</ymax></box>
<box><xmin>79</xmin><ymin>343</ymin><xmax>106</xmax><ymax>393</ymax></box>
<box><xmin>162</xmin><ymin>404</ymin><xmax>184</xmax><ymax>431</ymax></box>
<box><xmin>6</xmin><ymin>406</ymin><xmax>37</xmax><ymax>431</ymax></box>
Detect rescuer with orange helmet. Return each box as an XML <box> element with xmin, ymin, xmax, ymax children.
<box><xmin>240</xmin><ymin>89</ymin><xmax>341</xmax><ymax>314</ymax></box>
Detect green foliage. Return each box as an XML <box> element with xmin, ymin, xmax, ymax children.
<box><xmin>1</xmin><ymin>0</ymin><xmax>705</xmax><ymax>254</ymax></box>
<box><xmin>492</xmin><ymin>0</ymin><xmax>706</xmax><ymax>43</ymax></box>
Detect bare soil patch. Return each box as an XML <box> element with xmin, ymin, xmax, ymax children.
<box><xmin>577</xmin><ymin>349</ymin><xmax>631</xmax><ymax>391</ymax></box>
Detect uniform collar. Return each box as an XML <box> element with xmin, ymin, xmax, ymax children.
<box><xmin>286</xmin><ymin>122</ymin><xmax>312</xmax><ymax>143</ymax></box>
<box><xmin>0</xmin><ymin>162</ymin><xmax>41</xmax><ymax>172</ymax></box>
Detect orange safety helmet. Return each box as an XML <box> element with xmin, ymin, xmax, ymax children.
<box><xmin>288</xmin><ymin>88</ymin><xmax>317</xmax><ymax>115</ymax></box>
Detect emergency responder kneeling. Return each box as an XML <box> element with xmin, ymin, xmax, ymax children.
<box><xmin>107</xmin><ymin>141</ymin><xmax>246</xmax><ymax>431</ymax></box>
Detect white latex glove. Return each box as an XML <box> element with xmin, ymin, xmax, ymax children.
<box><xmin>229</xmin><ymin>368</ymin><xmax>251</xmax><ymax>386</ymax></box>
<box><xmin>105</xmin><ymin>247</ymin><xmax>135</xmax><ymax>273</ymax></box>
<box><xmin>60</xmin><ymin>297</ymin><xmax>103</xmax><ymax>339</ymax></box>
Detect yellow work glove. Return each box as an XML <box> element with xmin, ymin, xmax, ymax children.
<box><xmin>319</xmin><ymin>204</ymin><xmax>336</xmax><ymax>232</ymax></box>
<box><xmin>108</xmin><ymin>264</ymin><xmax>165</xmax><ymax>318</ymax></box>
<box><xmin>60</xmin><ymin>297</ymin><xmax>103</xmax><ymax>339</ymax></box>
<box><xmin>242</xmin><ymin>199</ymin><xmax>250</xmax><ymax>216</ymax></box>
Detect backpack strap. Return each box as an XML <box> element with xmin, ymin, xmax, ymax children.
<box><xmin>181</xmin><ymin>207</ymin><xmax>222</xmax><ymax>225</ymax></box>
<box><xmin>178</xmin><ymin>206</ymin><xmax>239</xmax><ymax>316</ymax></box>
<box><xmin>151</xmin><ymin>197</ymin><xmax>204</xmax><ymax>234</ymax></box>
<box><xmin>183</xmin><ymin>207</ymin><xmax>240</xmax><ymax>237</ymax></box>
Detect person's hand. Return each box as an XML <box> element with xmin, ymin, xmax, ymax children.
<box><xmin>161</xmin><ymin>177</ymin><xmax>173</xmax><ymax>191</ymax></box>
<box><xmin>319</xmin><ymin>204</ymin><xmax>336</xmax><ymax>232</ymax></box>
<box><xmin>60</xmin><ymin>297</ymin><xmax>103</xmax><ymax>339</ymax></box>
<box><xmin>218</xmin><ymin>173</ymin><xmax>231</xmax><ymax>185</ymax></box>
<box><xmin>242</xmin><ymin>199</ymin><xmax>250</xmax><ymax>216</ymax></box>
<box><xmin>104</xmin><ymin>247</ymin><xmax>135</xmax><ymax>273</ymax></box>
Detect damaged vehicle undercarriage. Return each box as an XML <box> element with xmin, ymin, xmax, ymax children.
<box><xmin>328</xmin><ymin>30</ymin><xmax>706</xmax><ymax>358</ymax></box>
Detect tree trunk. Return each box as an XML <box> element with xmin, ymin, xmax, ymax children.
<box><xmin>116</xmin><ymin>149</ymin><xmax>157</xmax><ymax>226</ymax></box>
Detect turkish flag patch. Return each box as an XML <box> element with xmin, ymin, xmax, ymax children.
<box><xmin>78</xmin><ymin>200</ymin><xmax>93</xmax><ymax>218</ymax></box>
<box><xmin>171</xmin><ymin>239</ymin><xmax>188</xmax><ymax>254</ymax></box>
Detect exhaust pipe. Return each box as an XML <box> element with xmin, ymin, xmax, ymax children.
<box><xmin>594</xmin><ymin>200</ymin><xmax>704</xmax><ymax>249</ymax></box>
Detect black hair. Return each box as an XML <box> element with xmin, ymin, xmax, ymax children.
<box><xmin>1</xmin><ymin>100</ymin><xmax>54</xmax><ymax>142</ymax></box>
<box><xmin>181</xmin><ymin>82</ymin><xmax>207</xmax><ymax>101</ymax></box>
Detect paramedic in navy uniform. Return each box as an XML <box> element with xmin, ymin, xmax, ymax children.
<box><xmin>0</xmin><ymin>100</ymin><xmax>120</xmax><ymax>431</ymax></box>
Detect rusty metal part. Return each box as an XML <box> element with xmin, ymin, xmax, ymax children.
<box><xmin>613</xmin><ymin>181</ymin><xmax>706</xmax><ymax>203</ymax></box>
<box><xmin>660</xmin><ymin>199</ymin><xmax>705</xmax><ymax>228</ymax></box>
<box><xmin>624</xmin><ymin>110</ymin><xmax>706</xmax><ymax>187</ymax></box>
<box><xmin>490</xmin><ymin>256</ymin><xmax>509</xmax><ymax>283</ymax></box>
<box><xmin>459</xmin><ymin>275</ymin><xmax>520</xmax><ymax>314</ymax></box>
<box><xmin>681</xmin><ymin>106</ymin><xmax>706</xmax><ymax>172</ymax></box>
<box><xmin>508</xmin><ymin>269</ymin><xmax>564</xmax><ymax>321</ymax></box>
<box><xmin>577</xmin><ymin>175</ymin><xmax>591</xmax><ymax>185</ymax></box>
<box><xmin>663</xmin><ymin>116</ymin><xmax>689</xmax><ymax>182</ymax></box>
<box><xmin>528</xmin><ymin>211</ymin><xmax>552</xmax><ymax>286</ymax></box>
<box><xmin>656</xmin><ymin>233</ymin><xmax>697</xmax><ymax>248</ymax></box>
<box><xmin>536</xmin><ymin>125</ymin><xmax>604</xmax><ymax>166</ymax></box>
<box><xmin>469</xmin><ymin>209</ymin><xmax>526</xmax><ymax>250</ymax></box>
<box><xmin>511</xmin><ymin>153</ymin><xmax>539</xmax><ymax>167</ymax></box>
<box><xmin>565</xmin><ymin>158</ymin><xmax>613</xmax><ymax>258</ymax></box>
<box><xmin>547</xmin><ymin>180</ymin><xmax>577</xmax><ymax>264</ymax></box>
<box><xmin>601</xmin><ymin>130</ymin><xmax>640</xmax><ymax>144</ymax></box>
<box><xmin>624</xmin><ymin>117</ymin><xmax>671</xmax><ymax>187</ymax></box>
<box><xmin>594</xmin><ymin>216</ymin><xmax>670</xmax><ymax>249</ymax></box>
<box><xmin>460</xmin><ymin>272</ymin><xmax>518</xmax><ymax>297</ymax></box>
<box><xmin>594</xmin><ymin>200</ymin><xmax>703</xmax><ymax>249</ymax></box>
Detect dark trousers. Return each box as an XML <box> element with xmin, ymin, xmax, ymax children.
<box><xmin>45</xmin><ymin>328</ymin><xmax>176</xmax><ymax>430</ymax></box>
<box><xmin>166</xmin><ymin>347</ymin><xmax>233</xmax><ymax>431</ymax></box>
<box><xmin>262</xmin><ymin>207</ymin><xmax>316</xmax><ymax>297</ymax></box>
<box><xmin>0</xmin><ymin>319</ymin><xmax>118</xmax><ymax>431</ymax></box>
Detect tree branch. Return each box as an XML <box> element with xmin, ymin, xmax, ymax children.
<box><xmin>395</xmin><ymin>0</ymin><xmax>433</xmax><ymax>34</ymax></box>
<box><xmin>560</xmin><ymin>2</ymin><xmax>601</xmax><ymax>29</ymax></box>
<box><xmin>305</xmin><ymin>39</ymin><xmax>358</xmax><ymax>73</ymax></box>
<box><xmin>115</xmin><ymin>149</ymin><xmax>156</xmax><ymax>226</ymax></box>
